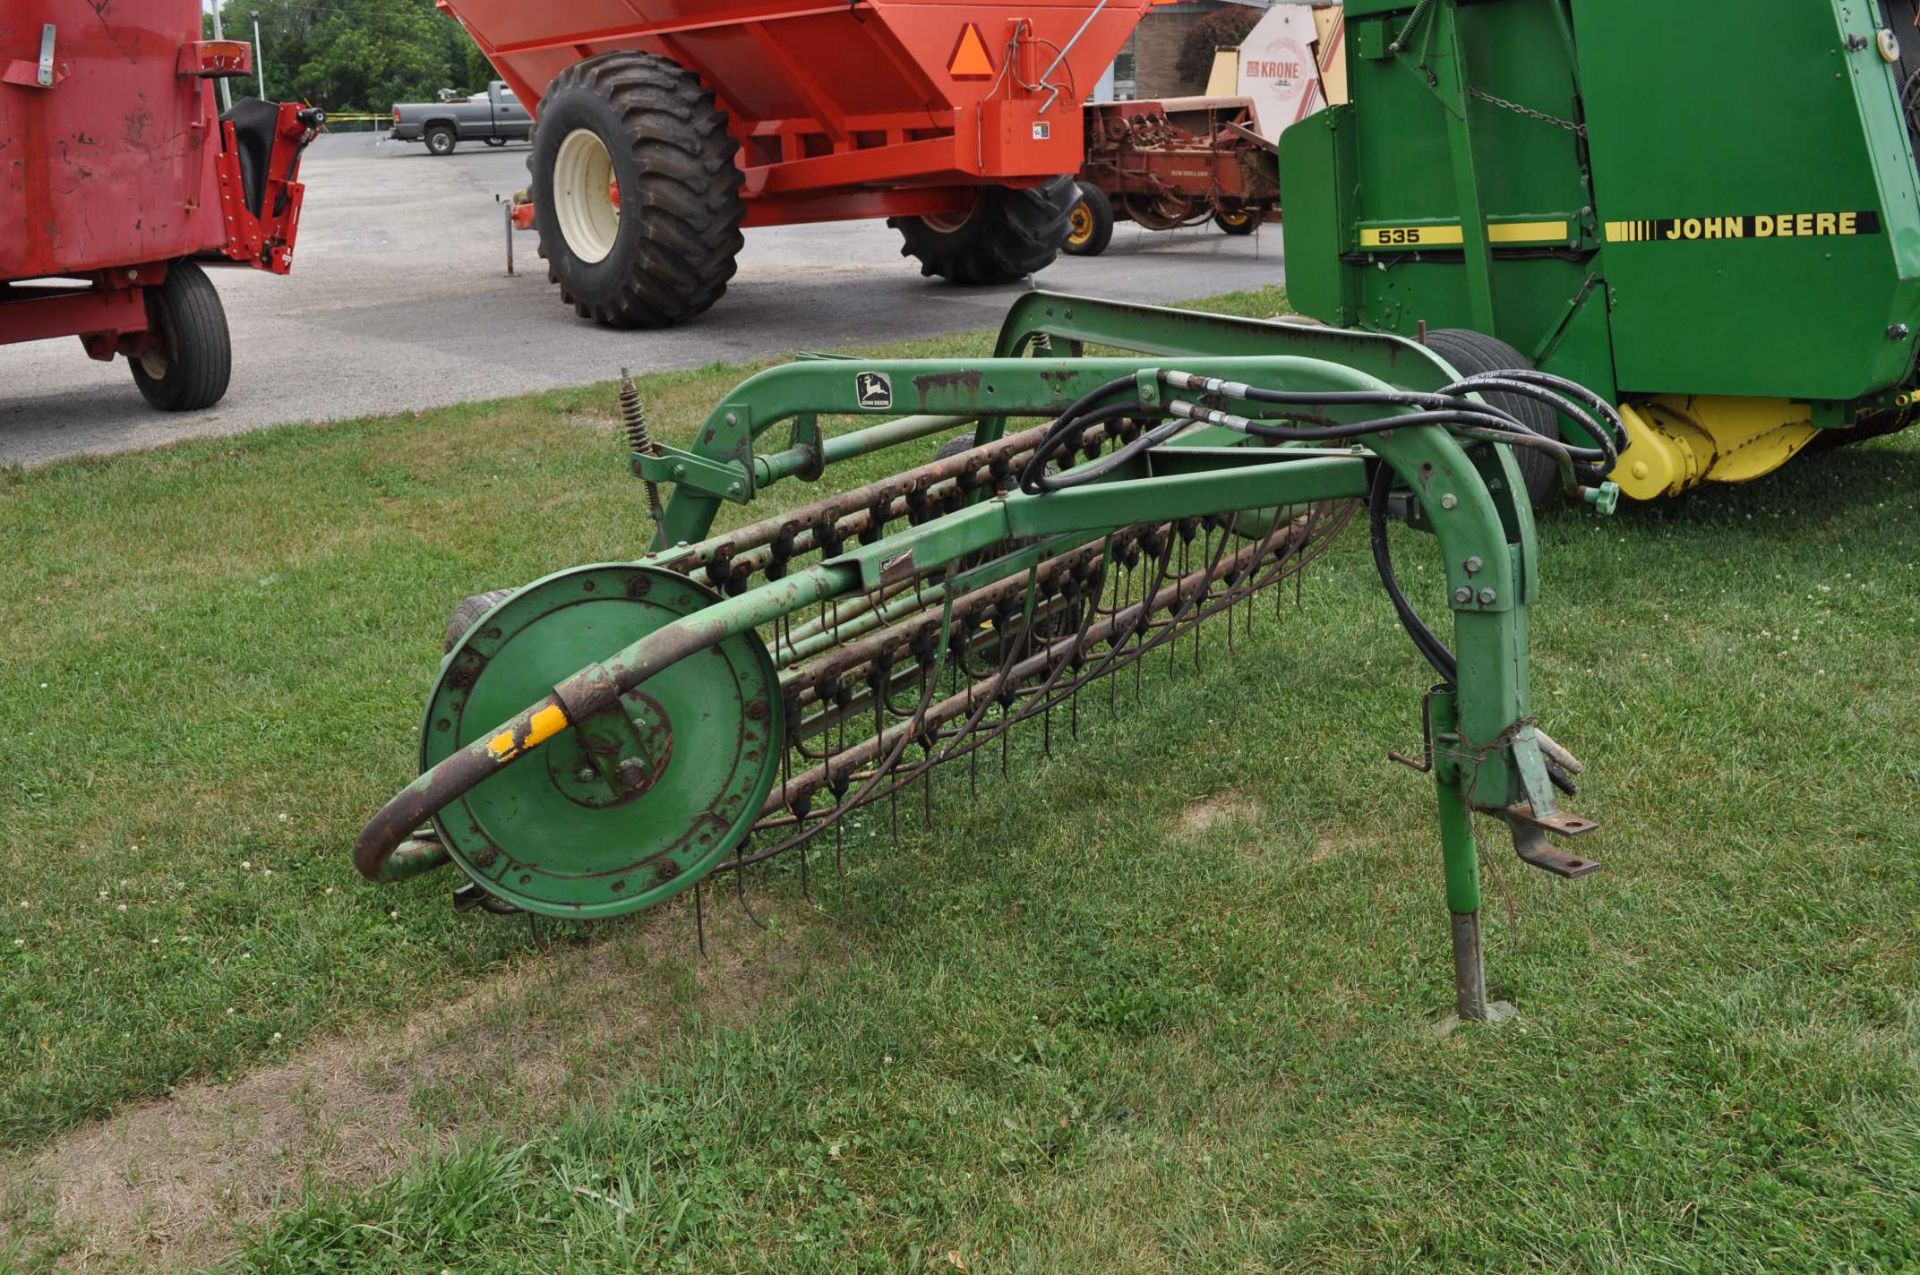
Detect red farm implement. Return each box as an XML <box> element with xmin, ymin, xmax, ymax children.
<box><xmin>437</xmin><ymin>0</ymin><xmax>1154</xmax><ymax>327</ymax></box>
<box><xmin>1064</xmin><ymin>96</ymin><xmax>1280</xmax><ymax>256</ymax></box>
<box><xmin>1</xmin><ymin>1</ymin><xmax>320</xmax><ymax>412</ymax></box>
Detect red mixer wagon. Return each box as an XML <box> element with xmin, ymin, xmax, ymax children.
<box><xmin>2</xmin><ymin>0</ymin><xmax>320</xmax><ymax>411</ymax></box>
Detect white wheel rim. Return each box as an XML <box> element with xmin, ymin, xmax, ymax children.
<box><xmin>921</xmin><ymin>195</ymin><xmax>979</xmax><ymax>235</ymax></box>
<box><xmin>553</xmin><ymin>128</ymin><xmax>619</xmax><ymax>265</ymax></box>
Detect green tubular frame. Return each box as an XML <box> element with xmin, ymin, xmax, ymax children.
<box><xmin>358</xmin><ymin>294</ymin><xmax>1589</xmax><ymax>1021</ymax></box>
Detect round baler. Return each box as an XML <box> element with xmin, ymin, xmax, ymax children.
<box><xmin>437</xmin><ymin>0</ymin><xmax>1152</xmax><ymax>327</ymax></box>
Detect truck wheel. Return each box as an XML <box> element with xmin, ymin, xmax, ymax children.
<box><xmin>530</xmin><ymin>51</ymin><xmax>745</xmax><ymax>329</ymax></box>
<box><xmin>426</xmin><ymin>125</ymin><xmax>457</xmax><ymax>156</ymax></box>
<box><xmin>891</xmin><ymin>176</ymin><xmax>1078</xmax><ymax>285</ymax></box>
<box><xmin>485</xmin><ymin>136</ymin><xmax>507</xmax><ymax>148</ymax></box>
<box><xmin>1214</xmin><ymin>207</ymin><xmax>1262</xmax><ymax>236</ymax></box>
<box><xmin>1423</xmin><ymin>329</ymin><xmax>1560</xmax><ymax>511</ymax></box>
<box><xmin>1062</xmin><ymin>182</ymin><xmax>1114</xmax><ymax>257</ymax></box>
<box><xmin>129</xmin><ymin>261</ymin><xmax>232</xmax><ymax>413</ymax></box>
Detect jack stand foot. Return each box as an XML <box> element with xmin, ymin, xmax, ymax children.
<box><xmin>1438</xmin><ymin>911</ymin><xmax>1516</xmax><ymax>1036</ymax></box>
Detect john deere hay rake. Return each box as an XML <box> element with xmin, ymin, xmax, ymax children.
<box><xmin>354</xmin><ymin>294</ymin><xmax>1623</xmax><ymax>1022</ymax></box>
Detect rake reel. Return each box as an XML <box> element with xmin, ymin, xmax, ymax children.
<box><xmin>354</xmin><ymin>294</ymin><xmax>1622</xmax><ymax>1022</ymax></box>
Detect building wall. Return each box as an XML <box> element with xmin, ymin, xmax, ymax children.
<box><xmin>1112</xmin><ymin>1</ymin><xmax>1266</xmax><ymax>101</ymax></box>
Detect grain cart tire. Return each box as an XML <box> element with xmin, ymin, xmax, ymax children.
<box><xmin>425</xmin><ymin>124</ymin><xmax>457</xmax><ymax>156</ymax></box>
<box><xmin>530</xmin><ymin>51</ymin><xmax>745</xmax><ymax>329</ymax></box>
<box><xmin>130</xmin><ymin>261</ymin><xmax>232</xmax><ymax>413</ymax></box>
<box><xmin>1213</xmin><ymin>207</ymin><xmax>1262</xmax><ymax>236</ymax></box>
<box><xmin>1423</xmin><ymin>329</ymin><xmax>1560</xmax><ymax>511</ymax></box>
<box><xmin>444</xmin><ymin>588</ymin><xmax>519</xmax><ymax>654</ymax></box>
<box><xmin>1062</xmin><ymin>182</ymin><xmax>1115</xmax><ymax>257</ymax></box>
<box><xmin>891</xmin><ymin>176</ymin><xmax>1078</xmax><ymax>285</ymax></box>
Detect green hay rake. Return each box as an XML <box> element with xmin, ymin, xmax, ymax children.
<box><xmin>354</xmin><ymin>294</ymin><xmax>1623</xmax><ymax>1021</ymax></box>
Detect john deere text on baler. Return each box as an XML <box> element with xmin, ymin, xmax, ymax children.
<box><xmin>435</xmin><ymin>0</ymin><xmax>1152</xmax><ymax>327</ymax></box>
<box><xmin>354</xmin><ymin>294</ymin><xmax>1625</xmax><ymax>1023</ymax></box>
<box><xmin>1281</xmin><ymin>0</ymin><xmax>1920</xmax><ymax>503</ymax></box>
<box><xmin>1</xmin><ymin>0</ymin><xmax>321</xmax><ymax>412</ymax></box>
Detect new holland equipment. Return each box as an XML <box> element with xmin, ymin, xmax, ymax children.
<box><xmin>355</xmin><ymin>294</ymin><xmax>1624</xmax><ymax>1023</ymax></box>
<box><xmin>434</xmin><ymin>0</ymin><xmax>1152</xmax><ymax>327</ymax></box>
<box><xmin>1</xmin><ymin>0</ymin><xmax>321</xmax><ymax>411</ymax></box>
<box><xmin>1282</xmin><ymin>0</ymin><xmax>1920</xmax><ymax>501</ymax></box>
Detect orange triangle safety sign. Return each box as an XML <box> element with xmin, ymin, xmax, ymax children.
<box><xmin>948</xmin><ymin>24</ymin><xmax>995</xmax><ymax>80</ymax></box>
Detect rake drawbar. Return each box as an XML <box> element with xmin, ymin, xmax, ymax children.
<box><xmin>354</xmin><ymin>294</ymin><xmax>1621</xmax><ymax>1022</ymax></box>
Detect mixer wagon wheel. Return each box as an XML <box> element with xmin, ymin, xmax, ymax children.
<box><xmin>129</xmin><ymin>261</ymin><xmax>232</xmax><ymax>413</ymax></box>
<box><xmin>1422</xmin><ymin>329</ymin><xmax>1560</xmax><ymax>510</ymax></box>
<box><xmin>1213</xmin><ymin>207</ymin><xmax>1262</xmax><ymax>236</ymax></box>
<box><xmin>1062</xmin><ymin>182</ymin><xmax>1114</xmax><ymax>257</ymax></box>
<box><xmin>529</xmin><ymin>51</ymin><xmax>745</xmax><ymax>328</ymax></box>
<box><xmin>891</xmin><ymin>176</ymin><xmax>1078</xmax><ymax>285</ymax></box>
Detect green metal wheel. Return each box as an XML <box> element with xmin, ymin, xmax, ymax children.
<box><xmin>421</xmin><ymin>564</ymin><xmax>781</xmax><ymax>919</ymax></box>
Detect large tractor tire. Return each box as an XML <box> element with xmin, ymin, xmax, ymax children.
<box><xmin>129</xmin><ymin>260</ymin><xmax>231</xmax><ymax>413</ymax></box>
<box><xmin>1423</xmin><ymin>329</ymin><xmax>1560</xmax><ymax>511</ymax></box>
<box><xmin>530</xmin><ymin>51</ymin><xmax>745</xmax><ymax>328</ymax></box>
<box><xmin>1062</xmin><ymin>181</ymin><xmax>1114</xmax><ymax>257</ymax></box>
<box><xmin>891</xmin><ymin>176</ymin><xmax>1078</xmax><ymax>285</ymax></box>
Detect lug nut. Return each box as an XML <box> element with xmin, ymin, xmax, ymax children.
<box><xmin>1477</xmin><ymin>588</ymin><xmax>1498</xmax><ymax>605</ymax></box>
<box><xmin>1453</xmin><ymin>587</ymin><xmax>1473</xmax><ymax>605</ymax></box>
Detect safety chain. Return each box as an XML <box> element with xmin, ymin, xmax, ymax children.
<box><xmin>1469</xmin><ymin>87</ymin><xmax>1586</xmax><ymax>137</ymax></box>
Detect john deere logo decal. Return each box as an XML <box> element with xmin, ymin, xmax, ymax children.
<box><xmin>856</xmin><ymin>371</ymin><xmax>893</xmax><ymax>411</ymax></box>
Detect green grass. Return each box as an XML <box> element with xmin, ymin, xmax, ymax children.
<box><xmin>5</xmin><ymin>285</ymin><xmax>1920</xmax><ymax>1270</ymax></box>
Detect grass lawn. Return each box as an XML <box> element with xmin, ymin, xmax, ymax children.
<box><xmin>3</xmin><ymin>285</ymin><xmax>1918</xmax><ymax>1271</ymax></box>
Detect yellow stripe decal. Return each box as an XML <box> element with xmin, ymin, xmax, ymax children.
<box><xmin>486</xmin><ymin>703</ymin><xmax>573</xmax><ymax>764</ymax></box>
<box><xmin>1487</xmin><ymin>220</ymin><xmax>1569</xmax><ymax>244</ymax></box>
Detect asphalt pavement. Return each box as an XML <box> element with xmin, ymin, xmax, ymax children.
<box><xmin>0</xmin><ymin>131</ymin><xmax>1283</xmax><ymax>467</ymax></box>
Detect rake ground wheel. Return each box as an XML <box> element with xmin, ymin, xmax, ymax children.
<box><xmin>891</xmin><ymin>176</ymin><xmax>1079</xmax><ymax>284</ymax></box>
<box><xmin>529</xmin><ymin>51</ymin><xmax>745</xmax><ymax>328</ymax></box>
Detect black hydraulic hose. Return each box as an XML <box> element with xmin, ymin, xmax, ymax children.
<box><xmin>1369</xmin><ymin>463</ymin><xmax>1457</xmax><ymax>683</ymax></box>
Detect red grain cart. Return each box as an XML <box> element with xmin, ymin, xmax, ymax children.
<box><xmin>1064</xmin><ymin>96</ymin><xmax>1279</xmax><ymax>256</ymax></box>
<box><xmin>438</xmin><ymin>0</ymin><xmax>1152</xmax><ymax>327</ymax></box>
<box><xmin>2</xmin><ymin>1</ymin><xmax>320</xmax><ymax>412</ymax></box>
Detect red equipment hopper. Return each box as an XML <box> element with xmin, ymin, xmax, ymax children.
<box><xmin>435</xmin><ymin>0</ymin><xmax>1153</xmax><ymax>327</ymax></box>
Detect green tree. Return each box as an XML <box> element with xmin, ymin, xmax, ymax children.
<box><xmin>213</xmin><ymin>0</ymin><xmax>491</xmax><ymax>111</ymax></box>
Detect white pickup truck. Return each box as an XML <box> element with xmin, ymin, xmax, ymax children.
<box><xmin>389</xmin><ymin>81</ymin><xmax>532</xmax><ymax>155</ymax></box>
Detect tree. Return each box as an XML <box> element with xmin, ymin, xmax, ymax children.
<box><xmin>1177</xmin><ymin>5</ymin><xmax>1263</xmax><ymax>88</ymax></box>
<box><xmin>213</xmin><ymin>0</ymin><xmax>491</xmax><ymax>111</ymax></box>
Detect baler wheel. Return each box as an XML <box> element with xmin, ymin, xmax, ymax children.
<box><xmin>1422</xmin><ymin>329</ymin><xmax>1559</xmax><ymax>511</ymax></box>
<box><xmin>129</xmin><ymin>261</ymin><xmax>232</xmax><ymax>413</ymax></box>
<box><xmin>891</xmin><ymin>176</ymin><xmax>1078</xmax><ymax>285</ymax></box>
<box><xmin>1063</xmin><ymin>182</ymin><xmax>1114</xmax><ymax>257</ymax></box>
<box><xmin>1214</xmin><ymin>207</ymin><xmax>1262</xmax><ymax>236</ymax></box>
<box><xmin>530</xmin><ymin>51</ymin><xmax>745</xmax><ymax>328</ymax></box>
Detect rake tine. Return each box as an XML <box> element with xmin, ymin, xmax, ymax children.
<box><xmin>733</xmin><ymin>841</ymin><xmax>768</xmax><ymax>930</ymax></box>
<box><xmin>694</xmin><ymin>879</ymin><xmax>707</xmax><ymax>958</ymax></box>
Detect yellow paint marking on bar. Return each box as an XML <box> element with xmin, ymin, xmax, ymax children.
<box><xmin>525</xmin><ymin>704</ymin><xmax>570</xmax><ymax>748</ymax></box>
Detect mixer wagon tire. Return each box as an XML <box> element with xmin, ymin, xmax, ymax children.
<box><xmin>1062</xmin><ymin>182</ymin><xmax>1114</xmax><ymax>257</ymax></box>
<box><xmin>891</xmin><ymin>176</ymin><xmax>1078</xmax><ymax>285</ymax></box>
<box><xmin>425</xmin><ymin>125</ymin><xmax>457</xmax><ymax>156</ymax></box>
<box><xmin>530</xmin><ymin>51</ymin><xmax>745</xmax><ymax>329</ymax></box>
<box><xmin>129</xmin><ymin>261</ymin><xmax>231</xmax><ymax>413</ymax></box>
<box><xmin>1422</xmin><ymin>329</ymin><xmax>1560</xmax><ymax>511</ymax></box>
<box><xmin>444</xmin><ymin>588</ymin><xmax>520</xmax><ymax>654</ymax></box>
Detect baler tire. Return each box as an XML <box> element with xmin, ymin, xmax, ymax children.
<box><xmin>425</xmin><ymin>125</ymin><xmax>457</xmax><ymax>156</ymax></box>
<box><xmin>1063</xmin><ymin>182</ymin><xmax>1114</xmax><ymax>257</ymax></box>
<box><xmin>129</xmin><ymin>261</ymin><xmax>232</xmax><ymax>413</ymax></box>
<box><xmin>1422</xmin><ymin>329</ymin><xmax>1560</xmax><ymax>511</ymax></box>
<box><xmin>443</xmin><ymin>588</ymin><xmax>519</xmax><ymax>654</ymax></box>
<box><xmin>1213</xmin><ymin>207</ymin><xmax>1262</xmax><ymax>236</ymax></box>
<box><xmin>529</xmin><ymin>51</ymin><xmax>745</xmax><ymax>329</ymax></box>
<box><xmin>933</xmin><ymin>432</ymin><xmax>977</xmax><ymax>462</ymax></box>
<box><xmin>891</xmin><ymin>176</ymin><xmax>1078</xmax><ymax>285</ymax></box>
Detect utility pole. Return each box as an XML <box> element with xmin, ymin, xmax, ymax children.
<box><xmin>251</xmin><ymin>10</ymin><xmax>265</xmax><ymax>100</ymax></box>
<box><xmin>209</xmin><ymin>4</ymin><xmax>233</xmax><ymax>112</ymax></box>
